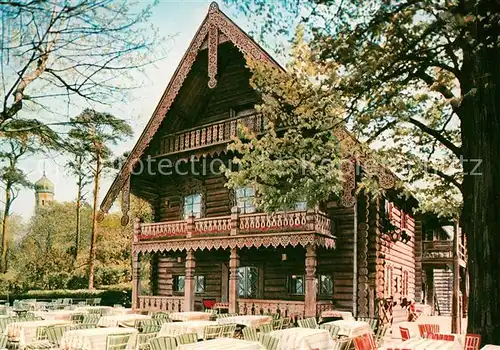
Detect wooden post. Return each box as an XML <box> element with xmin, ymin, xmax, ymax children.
<box><xmin>305</xmin><ymin>245</ymin><xmax>317</xmax><ymax>317</ymax></box>
<box><xmin>230</xmin><ymin>206</ymin><xmax>239</xmax><ymax>236</ymax></box>
<box><xmin>228</xmin><ymin>248</ymin><xmax>240</xmax><ymax>313</ymax></box>
<box><xmin>186</xmin><ymin>214</ymin><xmax>195</xmax><ymax>238</ymax></box>
<box><xmin>132</xmin><ymin>251</ymin><xmax>140</xmax><ymax>310</ymax></box>
<box><xmin>451</xmin><ymin>222</ymin><xmax>461</xmax><ymax>333</ymax></box>
<box><xmin>184</xmin><ymin>249</ymin><xmax>196</xmax><ymax>311</ymax></box>
<box><xmin>425</xmin><ymin>268</ymin><xmax>435</xmax><ymax>312</ymax></box>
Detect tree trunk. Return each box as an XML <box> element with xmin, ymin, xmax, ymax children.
<box><xmin>461</xmin><ymin>1</ymin><xmax>500</xmax><ymax>343</ymax></box>
<box><xmin>88</xmin><ymin>154</ymin><xmax>101</xmax><ymax>289</ymax></box>
<box><xmin>74</xmin><ymin>156</ymin><xmax>83</xmax><ymax>261</ymax></box>
<box><xmin>1</xmin><ymin>185</ymin><xmax>11</xmax><ymax>273</ymax></box>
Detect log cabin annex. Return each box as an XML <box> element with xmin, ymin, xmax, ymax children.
<box><xmin>99</xmin><ymin>2</ymin><xmax>467</xmax><ymax>324</ymax></box>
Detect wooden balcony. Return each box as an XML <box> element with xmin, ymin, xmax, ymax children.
<box><xmin>154</xmin><ymin>113</ymin><xmax>265</xmax><ymax>157</ymax></box>
<box><xmin>137</xmin><ymin>296</ymin><xmax>184</xmax><ymax>312</ymax></box>
<box><xmin>422</xmin><ymin>240</ymin><xmax>467</xmax><ymax>267</ymax></box>
<box><xmin>133</xmin><ymin>210</ymin><xmax>335</xmax><ymax>253</ymax></box>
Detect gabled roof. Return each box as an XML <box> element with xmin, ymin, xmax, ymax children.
<box><xmin>99</xmin><ymin>2</ymin><xmax>282</xmax><ymax>216</ymax></box>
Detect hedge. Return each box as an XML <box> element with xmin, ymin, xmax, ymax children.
<box><xmin>0</xmin><ymin>284</ymin><xmax>132</xmax><ymax>307</ymax></box>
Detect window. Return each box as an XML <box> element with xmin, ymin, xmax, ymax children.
<box><xmin>183</xmin><ymin>194</ymin><xmax>202</xmax><ymax>218</ymax></box>
<box><xmin>173</xmin><ymin>275</ymin><xmax>205</xmax><ymax>293</ymax></box>
<box><xmin>173</xmin><ymin>275</ymin><xmax>185</xmax><ymax>292</ymax></box>
<box><xmin>319</xmin><ymin>275</ymin><xmax>334</xmax><ymax>296</ymax></box>
<box><xmin>384</xmin><ymin>265</ymin><xmax>393</xmax><ymax>297</ymax></box>
<box><xmin>402</xmin><ymin>270</ymin><xmax>409</xmax><ymax>296</ymax></box>
<box><xmin>195</xmin><ymin>275</ymin><xmax>205</xmax><ymax>293</ymax></box>
<box><xmin>288</xmin><ymin>275</ymin><xmax>305</xmax><ymax>295</ymax></box>
<box><xmin>294</xmin><ymin>201</ymin><xmax>307</xmax><ymax>210</ymax></box>
<box><xmin>236</xmin><ymin>187</ymin><xmax>255</xmax><ymax>214</ymax></box>
<box><xmin>237</xmin><ymin>266</ymin><xmax>258</xmax><ymax>298</ymax></box>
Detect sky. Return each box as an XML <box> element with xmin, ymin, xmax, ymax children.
<box><xmin>12</xmin><ymin>0</ymin><xmax>257</xmax><ymax>219</ymax></box>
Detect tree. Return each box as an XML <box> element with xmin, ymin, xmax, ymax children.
<box><xmin>225</xmin><ymin>0</ymin><xmax>500</xmax><ymax>342</ymax></box>
<box><xmin>0</xmin><ymin>0</ymin><xmax>166</xmax><ymax>136</ymax></box>
<box><xmin>68</xmin><ymin>109</ymin><xmax>132</xmax><ymax>289</ymax></box>
<box><xmin>65</xmin><ymin>146</ymin><xmax>91</xmax><ymax>261</ymax></box>
<box><xmin>0</xmin><ymin>137</ymin><xmax>35</xmax><ymax>272</ymax></box>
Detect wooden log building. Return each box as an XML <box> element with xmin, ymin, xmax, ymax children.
<box><xmin>99</xmin><ymin>2</ymin><xmax>467</xmax><ymax>323</ymax></box>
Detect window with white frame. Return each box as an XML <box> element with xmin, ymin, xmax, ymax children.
<box><xmin>319</xmin><ymin>275</ymin><xmax>334</xmax><ymax>296</ymax></box>
<box><xmin>236</xmin><ymin>187</ymin><xmax>255</xmax><ymax>214</ymax></box>
<box><xmin>288</xmin><ymin>275</ymin><xmax>305</xmax><ymax>294</ymax></box>
<box><xmin>237</xmin><ymin>266</ymin><xmax>258</xmax><ymax>298</ymax></box>
<box><xmin>183</xmin><ymin>193</ymin><xmax>202</xmax><ymax>218</ymax></box>
<box><xmin>195</xmin><ymin>275</ymin><xmax>205</xmax><ymax>293</ymax></box>
<box><xmin>173</xmin><ymin>275</ymin><xmax>205</xmax><ymax>293</ymax></box>
<box><xmin>173</xmin><ymin>275</ymin><xmax>185</xmax><ymax>292</ymax></box>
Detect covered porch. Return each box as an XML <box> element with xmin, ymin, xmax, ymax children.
<box><xmin>132</xmin><ymin>237</ymin><xmax>336</xmax><ymax>319</ymax></box>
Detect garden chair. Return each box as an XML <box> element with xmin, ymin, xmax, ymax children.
<box><xmin>258</xmin><ymin>333</ymin><xmax>279</xmax><ymax>350</ymax></box>
<box><xmin>220</xmin><ymin>323</ymin><xmax>237</xmax><ymax>338</ymax></box>
<box><xmin>82</xmin><ymin>314</ymin><xmax>101</xmax><ymax>327</ymax></box>
<box><xmin>24</xmin><ymin>327</ymin><xmax>54</xmax><ymax>349</ymax></box>
<box><xmin>70</xmin><ymin>313</ymin><xmax>85</xmax><ymax>323</ymax></box>
<box><xmin>375</xmin><ymin>324</ymin><xmax>391</xmax><ymax>346</ymax></box>
<box><xmin>152</xmin><ymin>312</ymin><xmax>170</xmax><ymax>321</ymax></box>
<box><xmin>357</xmin><ymin>317</ymin><xmax>378</xmax><ymax>332</ymax></box>
<box><xmin>297</xmin><ymin>317</ymin><xmax>318</xmax><ymax>329</ymax></box>
<box><xmin>94</xmin><ymin>298</ymin><xmax>102</xmax><ymax>306</ymax></box>
<box><xmin>136</xmin><ymin>332</ymin><xmax>158</xmax><ymax>350</ymax></box>
<box><xmin>281</xmin><ymin>317</ymin><xmax>291</xmax><ymax>329</ymax></box>
<box><xmin>419</xmin><ymin>323</ymin><xmax>439</xmax><ymax>337</ymax></box>
<box><xmin>0</xmin><ymin>334</ymin><xmax>7</xmax><ymax>349</ymax></box>
<box><xmin>148</xmin><ymin>336</ymin><xmax>177</xmax><ymax>350</ymax></box>
<box><xmin>175</xmin><ymin>332</ymin><xmax>198</xmax><ymax>345</ymax></box>
<box><xmin>88</xmin><ymin>308</ymin><xmax>104</xmax><ymax>315</ymax></box>
<box><xmin>0</xmin><ymin>317</ymin><xmax>13</xmax><ymax>333</ymax></box>
<box><xmin>399</xmin><ymin>326</ymin><xmax>411</xmax><ymax>341</ymax></box>
<box><xmin>259</xmin><ymin>323</ymin><xmax>273</xmax><ymax>334</ymax></box>
<box><xmin>143</xmin><ymin>324</ymin><xmax>162</xmax><ymax>333</ymax></box>
<box><xmin>46</xmin><ymin>325</ymin><xmax>72</xmax><ymax>347</ymax></box>
<box><xmin>77</xmin><ymin>301</ymin><xmax>87</xmax><ymax>306</ymax></box>
<box><xmin>106</xmin><ymin>333</ymin><xmax>132</xmax><ymax>350</ymax></box>
<box><xmin>62</xmin><ymin>298</ymin><xmax>72</xmax><ymax>306</ymax></box>
<box><xmin>320</xmin><ymin>324</ymin><xmax>340</xmax><ymax>338</ymax></box>
<box><xmin>464</xmin><ymin>334</ymin><xmax>481</xmax><ymax>350</ymax></box>
<box><xmin>242</xmin><ymin>326</ymin><xmax>258</xmax><ymax>341</ymax></box>
<box><xmin>353</xmin><ymin>333</ymin><xmax>377</xmax><ymax>350</ymax></box>
<box><xmin>333</xmin><ymin>337</ymin><xmax>353</xmax><ymax>350</ymax></box>
<box><xmin>272</xmin><ymin>318</ymin><xmax>284</xmax><ymax>330</ymax></box>
<box><xmin>203</xmin><ymin>325</ymin><xmax>222</xmax><ymax>340</ymax></box>
<box><xmin>85</xmin><ymin>299</ymin><xmax>94</xmax><ymax>306</ymax></box>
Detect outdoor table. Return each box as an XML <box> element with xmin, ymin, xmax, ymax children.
<box><xmin>169</xmin><ymin>311</ymin><xmax>213</xmax><ymax>322</ymax></box>
<box><xmin>217</xmin><ymin>315</ymin><xmax>272</xmax><ymax>328</ymax></box>
<box><xmin>269</xmin><ymin>327</ymin><xmax>336</xmax><ymax>350</ymax></box>
<box><xmin>34</xmin><ymin>309</ymin><xmax>86</xmax><ymax>321</ymax></box>
<box><xmin>177</xmin><ymin>338</ymin><xmax>265</xmax><ymax>350</ymax></box>
<box><xmin>5</xmin><ymin>319</ymin><xmax>70</xmax><ymax>348</ymax></box>
<box><xmin>75</xmin><ymin>306</ymin><xmax>114</xmax><ymax>314</ymax></box>
<box><xmin>319</xmin><ymin>310</ymin><xmax>355</xmax><ymax>321</ymax></box>
<box><xmin>324</xmin><ymin>320</ymin><xmax>373</xmax><ymax>337</ymax></box>
<box><xmin>414</xmin><ymin>303</ymin><xmax>432</xmax><ymax>316</ymax></box>
<box><xmin>381</xmin><ymin>338</ymin><xmax>462</xmax><ymax>350</ymax></box>
<box><xmin>482</xmin><ymin>346</ymin><xmax>500</xmax><ymax>350</ymax></box>
<box><xmin>106</xmin><ymin>307</ymin><xmax>134</xmax><ymax>316</ymax></box>
<box><xmin>159</xmin><ymin>320</ymin><xmax>217</xmax><ymax>339</ymax></box>
<box><xmin>96</xmin><ymin>314</ymin><xmax>150</xmax><ymax>328</ymax></box>
<box><xmin>59</xmin><ymin>326</ymin><xmax>138</xmax><ymax>350</ymax></box>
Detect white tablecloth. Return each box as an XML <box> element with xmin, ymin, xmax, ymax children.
<box><xmin>269</xmin><ymin>327</ymin><xmax>336</xmax><ymax>350</ymax></box>
<box><xmin>482</xmin><ymin>346</ymin><xmax>500</xmax><ymax>350</ymax></box>
<box><xmin>34</xmin><ymin>310</ymin><xmax>85</xmax><ymax>321</ymax></box>
<box><xmin>320</xmin><ymin>310</ymin><xmax>355</xmax><ymax>320</ymax></box>
<box><xmin>5</xmin><ymin>320</ymin><xmax>70</xmax><ymax>348</ymax></box>
<box><xmin>59</xmin><ymin>327</ymin><xmax>138</xmax><ymax>350</ymax></box>
<box><xmin>97</xmin><ymin>314</ymin><xmax>150</xmax><ymax>328</ymax></box>
<box><xmin>178</xmin><ymin>338</ymin><xmax>265</xmax><ymax>350</ymax></box>
<box><xmin>159</xmin><ymin>320</ymin><xmax>217</xmax><ymax>339</ymax></box>
<box><xmin>414</xmin><ymin>304</ymin><xmax>432</xmax><ymax>316</ymax></box>
<box><xmin>217</xmin><ymin>315</ymin><xmax>272</xmax><ymax>328</ymax></box>
<box><xmin>382</xmin><ymin>338</ymin><xmax>462</xmax><ymax>350</ymax></box>
<box><xmin>324</xmin><ymin>320</ymin><xmax>373</xmax><ymax>337</ymax></box>
<box><xmin>169</xmin><ymin>312</ymin><xmax>212</xmax><ymax>322</ymax></box>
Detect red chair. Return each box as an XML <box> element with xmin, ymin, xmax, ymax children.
<box><xmin>353</xmin><ymin>333</ymin><xmax>377</xmax><ymax>350</ymax></box>
<box><xmin>400</xmin><ymin>326</ymin><xmax>411</xmax><ymax>341</ymax></box>
<box><xmin>428</xmin><ymin>324</ymin><xmax>440</xmax><ymax>334</ymax></box>
<box><xmin>418</xmin><ymin>324</ymin><xmax>426</xmax><ymax>337</ymax></box>
<box><xmin>464</xmin><ymin>334</ymin><xmax>481</xmax><ymax>350</ymax></box>
<box><xmin>419</xmin><ymin>324</ymin><xmax>440</xmax><ymax>337</ymax></box>
<box><xmin>202</xmin><ymin>298</ymin><xmax>216</xmax><ymax>310</ymax></box>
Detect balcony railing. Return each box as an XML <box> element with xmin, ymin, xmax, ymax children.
<box><xmin>422</xmin><ymin>240</ymin><xmax>467</xmax><ymax>262</ymax></box>
<box><xmin>137</xmin><ymin>296</ymin><xmax>184</xmax><ymax>312</ymax></box>
<box><xmin>155</xmin><ymin>113</ymin><xmax>265</xmax><ymax>157</ymax></box>
<box><xmin>135</xmin><ymin>209</ymin><xmax>333</xmax><ymax>242</ymax></box>
<box><xmin>238</xmin><ymin>299</ymin><xmax>333</xmax><ymax>320</ymax></box>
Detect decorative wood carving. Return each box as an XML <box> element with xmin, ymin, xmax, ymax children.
<box><xmin>100</xmin><ymin>3</ymin><xmax>276</xmax><ymax>215</ymax></box>
<box><xmin>121</xmin><ymin>176</ymin><xmax>131</xmax><ymax>226</ymax></box>
<box><xmin>208</xmin><ymin>24</ymin><xmax>218</xmax><ymax>88</ymax></box>
<box><xmin>357</xmin><ymin>193</ymin><xmax>370</xmax><ymax>317</ymax></box>
<box><xmin>304</xmin><ymin>245</ymin><xmax>317</xmax><ymax>317</ymax></box>
<box><xmin>132</xmin><ymin>232</ymin><xmax>335</xmax><ymax>253</ymax></box>
<box><xmin>340</xmin><ymin>158</ymin><xmax>356</xmax><ymax>207</ymax></box>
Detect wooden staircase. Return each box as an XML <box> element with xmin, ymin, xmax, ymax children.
<box><xmin>434</xmin><ymin>269</ymin><xmax>453</xmax><ymax>316</ymax></box>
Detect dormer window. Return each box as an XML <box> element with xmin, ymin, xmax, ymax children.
<box><xmin>183</xmin><ymin>193</ymin><xmax>202</xmax><ymax>218</ymax></box>
<box><xmin>294</xmin><ymin>201</ymin><xmax>307</xmax><ymax>211</ymax></box>
<box><xmin>236</xmin><ymin>187</ymin><xmax>255</xmax><ymax>214</ymax></box>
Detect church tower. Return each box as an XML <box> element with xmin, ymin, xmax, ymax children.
<box><xmin>34</xmin><ymin>172</ymin><xmax>55</xmax><ymax>208</ymax></box>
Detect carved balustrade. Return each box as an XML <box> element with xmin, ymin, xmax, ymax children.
<box><xmin>156</xmin><ymin>113</ymin><xmax>265</xmax><ymax>156</ymax></box>
<box><xmin>137</xmin><ymin>296</ymin><xmax>184</xmax><ymax>312</ymax></box>
<box><xmin>135</xmin><ymin>210</ymin><xmax>333</xmax><ymax>242</ymax></box>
